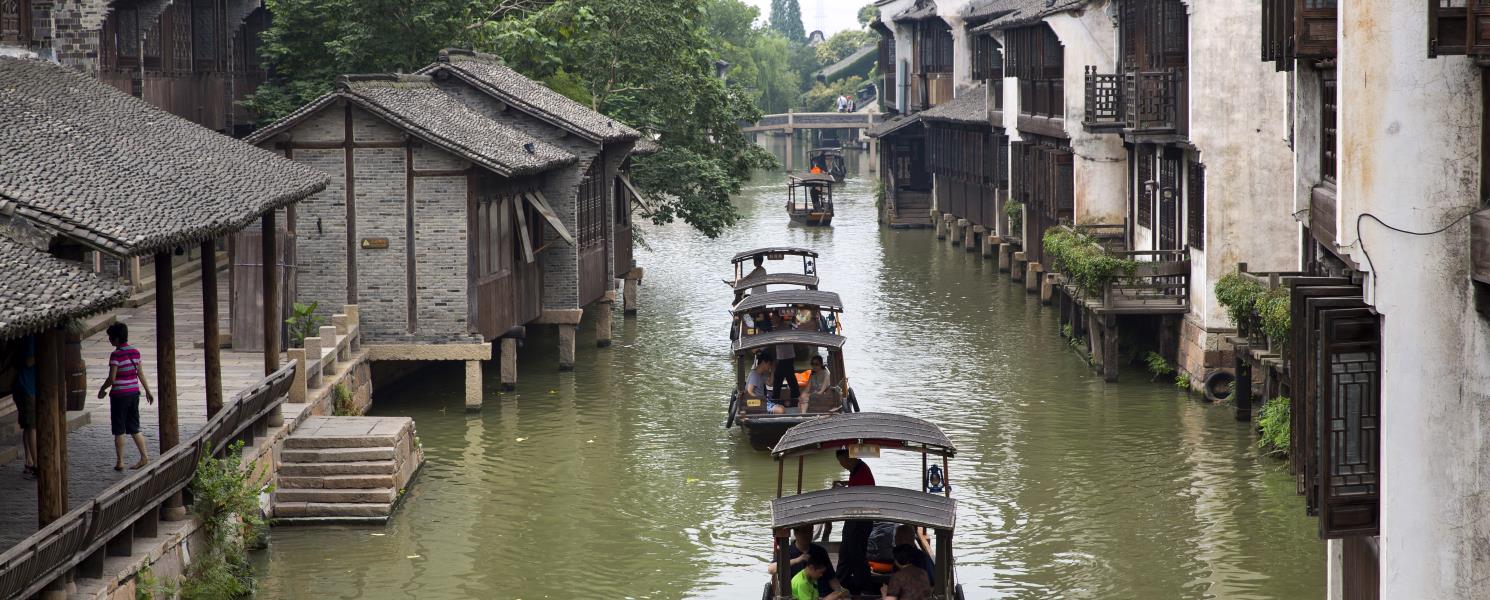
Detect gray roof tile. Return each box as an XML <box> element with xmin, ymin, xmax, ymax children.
<box><xmin>0</xmin><ymin>56</ymin><xmax>330</xmax><ymax>257</ymax></box>
<box><xmin>973</xmin><ymin>0</ymin><xmax>1087</xmax><ymax>31</ymax></box>
<box><xmin>920</xmin><ymin>83</ymin><xmax>991</xmax><ymax>125</ymax></box>
<box><xmin>420</xmin><ymin>49</ymin><xmax>641</xmax><ymax>144</ymax></box>
<box><xmin>0</xmin><ymin>236</ymin><xmax>127</xmax><ymax>340</ymax></box>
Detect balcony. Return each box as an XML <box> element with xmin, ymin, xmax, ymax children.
<box><xmin>1082</xmin><ymin>67</ymin><xmax>1185</xmax><ymax>136</ymax></box>
<box><xmin>1083</xmin><ymin>67</ymin><xmax>1124</xmax><ymax>132</ymax></box>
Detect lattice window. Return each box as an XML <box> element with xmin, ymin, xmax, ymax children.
<box><xmin>143</xmin><ymin>10</ymin><xmax>163</xmax><ymax>70</ymax></box>
<box><xmin>1187</xmin><ymin>161</ymin><xmax>1205</xmax><ymax>250</ymax></box>
<box><xmin>1136</xmin><ymin>147</ymin><xmax>1153</xmax><ymax>228</ymax></box>
<box><xmin>1320</xmin><ymin>69</ymin><xmax>1337</xmax><ymax>183</ymax></box>
<box><xmin>918</xmin><ymin>19</ymin><xmax>953</xmax><ymax>73</ymax></box>
<box><xmin>1317</xmin><ymin>307</ymin><xmax>1380</xmax><ymax>538</ymax></box>
<box><xmin>193</xmin><ymin>0</ymin><xmax>218</xmax><ymax>65</ymax></box>
<box><xmin>1</xmin><ymin>0</ymin><xmax>30</xmax><ymax>46</ymax></box>
<box><xmin>577</xmin><ymin>158</ymin><xmax>606</xmax><ymax>250</ymax></box>
<box><xmin>171</xmin><ymin>3</ymin><xmax>193</xmax><ymax>72</ymax></box>
<box><xmin>116</xmin><ymin>8</ymin><xmax>140</xmax><ymax>61</ymax></box>
<box><xmin>1158</xmin><ymin>153</ymin><xmax>1181</xmax><ymax>249</ymax></box>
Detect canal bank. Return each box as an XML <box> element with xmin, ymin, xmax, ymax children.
<box><xmin>252</xmin><ymin>158</ymin><xmax>1323</xmax><ymax>599</ymax></box>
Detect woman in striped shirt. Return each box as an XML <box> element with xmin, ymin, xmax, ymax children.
<box><xmin>97</xmin><ymin>323</ymin><xmax>154</xmax><ymax>470</ymax></box>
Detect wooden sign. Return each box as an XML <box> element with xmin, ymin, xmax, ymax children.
<box><xmin>848</xmin><ymin>443</ymin><xmax>880</xmax><ymax>459</ymax></box>
<box><xmin>360</xmin><ymin>238</ymin><xmax>389</xmax><ymax>250</ymax></box>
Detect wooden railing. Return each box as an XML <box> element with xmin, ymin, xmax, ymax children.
<box><xmin>1100</xmin><ymin>250</ymin><xmax>1191</xmax><ymax>314</ymax></box>
<box><xmin>1083</xmin><ymin>67</ymin><xmax>1124</xmax><ymax>131</ymax></box>
<box><xmin>0</xmin><ymin>363</ymin><xmax>297</xmax><ymax>600</ymax></box>
<box><xmin>1125</xmin><ymin>69</ymin><xmax>1184</xmax><ymax>133</ymax></box>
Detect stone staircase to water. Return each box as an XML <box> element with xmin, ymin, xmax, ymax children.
<box><xmin>272</xmin><ymin>416</ymin><xmax>423</xmax><ymax>523</ymax></box>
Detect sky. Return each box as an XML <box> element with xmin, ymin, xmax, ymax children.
<box><xmin>741</xmin><ymin>0</ymin><xmax>866</xmax><ymax>37</ymax></box>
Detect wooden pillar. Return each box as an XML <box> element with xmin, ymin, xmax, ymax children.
<box><xmin>1102</xmin><ymin>314</ymin><xmax>1120</xmax><ymax>383</ymax></box>
<box><xmin>35</xmin><ymin>327</ymin><xmax>65</xmax><ymax>526</ymax></box>
<box><xmin>262</xmin><ymin>211</ymin><xmax>280</xmax><ymax>376</ymax></box>
<box><xmin>775</xmin><ymin>528</ymin><xmax>793</xmax><ymax>598</ymax></box>
<box><xmin>1235</xmin><ymin>355</ymin><xmax>1253</xmax><ymax>421</ymax></box>
<box><xmin>155</xmin><ymin>253</ymin><xmax>186</xmax><ymax>521</ymax></box>
<box><xmin>935</xmin><ymin>528</ymin><xmax>953</xmax><ymax>599</ymax></box>
<box><xmin>201</xmin><ymin>240</ymin><xmax>223</xmax><ymax>417</ymax></box>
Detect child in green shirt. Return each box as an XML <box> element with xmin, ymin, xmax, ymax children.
<box><xmin>792</xmin><ymin>554</ymin><xmax>848</xmax><ymax>600</ymax></box>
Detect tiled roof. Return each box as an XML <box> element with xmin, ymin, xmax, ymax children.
<box><xmin>919</xmin><ymin>84</ymin><xmax>990</xmax><ymax>125</ymax></box>
<box><xmin>248</xmin><ymin>75</ymin><xmax>575</xmax><ymax>178</ymax></box>
<box><xmin>973</xmin><ymin>0</ymin><xmax>1087</xmax><ymax>31</ymax></box>
<box><xmin>893</xmin><ymin>0</ymin><xmax>938</xmax><ymax>21</ymax></box>
<box><xmin>420</xmin><ymin>49</ymin><xmax>641</xmax><ymax>144</ymax></box>
<box><xmin>865</xmin><ymin>113</ymin><xmax>923</xmax><ymax>138</ymax></box>
<box><xmin>0</xmin><ymin>56</ymin><xmax>330</xmax><ymax>257</ymax></box>
<box><xmin>0</xmin><ymin>236</ymin><xmax>127</xmax><ymax>340</ymax></box>
<box><xmin>815</xmin><ymin>44</ymin><xmax>877</xmax><ymax>81</ymax></box>
<box><xmin>965</xmin><ymin>0</ymin><xmax>1021</xmax><ymax>20</ymax></box>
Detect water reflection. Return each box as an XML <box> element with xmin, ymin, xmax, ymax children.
<box><xmin>253</xmin><ymin>146</ymin><xmax>1322</xmax><ymax>599</ymax></box>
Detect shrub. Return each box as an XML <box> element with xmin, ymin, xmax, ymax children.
<box><xmin>1258</xmin><ymin>396</ymin><xmax>1291</xmax><ymax>457</ymax></box>
<box><xmin>1043</xmin><ymin>228</ymin><xmax>1138</xmax><ymax>297</ymax></box>
<box><xmin>333</xmin><ymin>383</ymin><xmax>356</xmax><ymax>417</ymax></box>
<box><xmin>1005</xmin><ymin>201</ymin><xmax>1023</xmax><ymax>236</ymax></box>
<box><xmin>1214</xmin><ymin>272</ymin><xmax>1265</xmax><ymax>331</ymax></box>
<box><xmin>284</xmin><ymin>301</ymin><xmax>324</xmax><ymax>349</ymax></box>
<box><xmin>183</xmin><ymin>441</ymin><xmax>270</xmax><ymax>599</ymax></box>
<box><xmin>1144</xmin><ymin>351</ymin><xmax>1174</xmax><ymax>380</ymax></box>
<box><xmin>1257</xmin><ymin>287</ymin><xmax>1291</xmax><ymax>351</ymax></box>
<box><xmin>1175</xmin><ymin>371</ymin><xmax>1192</xmax><ymax>391</ymax></box>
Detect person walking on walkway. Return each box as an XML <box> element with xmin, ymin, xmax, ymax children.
<box><xmin>10</xmin><ymin>336</ymin><xmax>38</xmax><ymax>478</ymax></box>
<box><xmin>97</xmin><ymin>323</ymin><xmax>153</xmax><ymax>470</ymax></box>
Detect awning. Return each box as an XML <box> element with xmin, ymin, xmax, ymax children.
<box><xmin>771</xmin><ymin>486</ymin><xmax>957</xmax><ymax>531</ymax></box>
<box><xmin>522</xmin><ymin>190</ymin><xmax>575</xmax><ymax>246</ymax></box>
<box><xmin>618</xmin><ymin>173</ymin><xmax>654</xmax><ymax>216</ymax></box>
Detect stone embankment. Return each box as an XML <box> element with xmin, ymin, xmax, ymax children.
<box><xmin>272</xmin><ymin>416</ymin><xmax>422</xmax><ymax>523</ymax></box>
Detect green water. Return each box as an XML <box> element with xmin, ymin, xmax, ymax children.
<box><xmin>252</xmin><ymin>150</ymin><xmax>1324</xmax><ymax>599</ymax></box>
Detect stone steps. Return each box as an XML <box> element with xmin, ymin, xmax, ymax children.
<box><xmin>271</xmin><ymin>416</ymin><xmax>422</xmax><ymax>524</ymax></box>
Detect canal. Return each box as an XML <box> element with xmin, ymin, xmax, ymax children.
<box><xmin>253</xmin><ymin>149</ymin><xmax>1324</xmax><ymax>599</ymax></box>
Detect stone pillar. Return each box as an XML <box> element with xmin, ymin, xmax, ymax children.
<box><xmin>465</xmin><ymin>360</ymin><xmax>483</xmax><ymax>411</ymax></box>
<box><xmin>932</xmin><ymin>210</ymin><xmax>945</xmax><ymax>239</ymax></box>
<box><xmin>558</xmin><ymin>325</ymin><xmax>577</xmax><ymax>371</ymax></box>
<box><xmin>981</xmin><ymin>230</ymin><xmax>996</xmax><ymax>257</ymax></box>
<box><xmin>1011</xmin><ymin>252</ymin><xmax>1026</xmax><ymax>282</ymax></box>
<box><xmin>998</xmin><ymin>244</ymin><xmax>1013</xmax><ymax>272</ymax></box>
<box><xmin>963</xmin><ymin>221</ymin><xmax>977</xmax><ymax>250</ymax></box>
<box><xmin>596</xmin><ymin>291</ymin><xmax>615</xmax><ymax>348</ymax></box>
<box><xmin>943</xmin><ymin>214</ymin><xmax>956</xmax><ymax>243</ymax></box>
<box><xmin>500</xmin><ymin>337</ymin><xmax>518</xmax><ymax>391</ymax></box>
<box><xmin>1040</xmin><ymin>272</ymin><xmax>1056</xmax><ymax>305</ymax></box>
<box><xmin>288</xmin><ymin>348</ymin><xmax>307</xmax><ymax>404</ymax></box>
<box><xmin>622</xmin><ymin>267</ymin><xmax>643</xmax><ymax>316</ymax></box>
<box><xmin>1025</xmin><ymin>262</ymin><xmax>1043</xmax><ymax>293</ymax></box>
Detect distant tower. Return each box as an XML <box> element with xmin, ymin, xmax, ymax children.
<box><xmin>814</xmin><ymin>0</ymin><xmax>828</xmax><ymax>33</ymax></box>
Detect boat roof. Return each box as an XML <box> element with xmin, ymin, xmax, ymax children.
<box><xmin>772</xmin><ymin>412</ymin><xmax>956</xmax><ymax>458</ymax></box>
<box><xmin>772</xmin><ymin>486</ymin><xmax>957</xmax><ymax>531</ymax></box>
<box><xmin>732</xmin><ymin>330</ymin><xmax>846</xmax><ymax>354</ymax></box>
<box><xmin>732</xmin><ymin>272</ymin><xmax>821</xmax><ymax>292</ymax></box>
<box><xmin>810</xmin><ymin>147</ymin><xmax>844</xmax><ymax>156</ymax></box>
<box><xmin>732</xmin><ymin>247</ymin><xmax>818</xmax><ymax>263</ymax></box>
<box><xmin>791</xmin><ymin>173</ymin><xmax>837</xmax><ymax>186</ymax></box>
<box><xmin>732</xmin><ymin>290</ymin><xmax>843</xmax><ymax>315</ymax></box>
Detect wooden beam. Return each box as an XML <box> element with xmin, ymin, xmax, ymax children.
<box><xmin>405</xmin><ymin>143</ymin><xmax>417</xmax><ymax>333</ymax></box>
<box><xmin>35</xmin><ymin>327</ymin><xmax>65</xmax><ymax>526</ymax></box>
<box><xmin>155</xmin><ymin>252</ymin><xmax>179</xmax><ymax>453</ymax></box>
<box><xmin>277</xmin><ymin>139</ymin><xmax>406</xmax><ymax>150</ymax></box>
<box><xmin>262</xmin><ymin>211</ymin><xmax>280</xmax><ymax>375</ymax></box>
<box><xmin>345</xmin><ymin>103</ymin><xmax>358</xmax><ymax>305</ymax></box>
<box><xmin>202</xmin><ymin>240</ymin><xmax>223</xmax><ymax>417</ymax></box>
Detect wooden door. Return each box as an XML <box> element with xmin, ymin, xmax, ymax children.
<box><xmin>230</xmin><ymin>226</ymin><xmax>295</xmax><ymax>352</ymax></box>
<box><xmin>1157</xmin><ymin>153</ymin><xmax>1180</xmax><ymax>249</ymax></box>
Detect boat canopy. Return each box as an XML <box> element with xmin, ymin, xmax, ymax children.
<box><xmin>791</xmin><ymin>173</ymin><xmax>837</xmax><ymax>186</ymax></box>
<box><xmin>731</xmin><ymin>290</ymin><xmax>843</xmax><ymax>316</ymax></box>
<box><xmin>731</xmin><ymin>272</ymin><xmax>820</xmax><ymax>292</ymax></box>
<box><xmin>772</xmin><ymin>412</ymin><xmax>957</xmax><ymax>458</ymax></box>
<box><xmin>731</xmin><ymin>330</ymin><xmax>846</xmax><ymax>354</ymax></box>
<box><xmin>771</xmin><ymin>486</ymin><xmax>957</xmax><ymax>531</ymax></box>
<box><xmin>732</xmin><ymin>246</ymin><xmax>818</xmax><ymax>264</ymax></box>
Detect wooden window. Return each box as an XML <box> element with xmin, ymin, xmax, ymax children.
<box><xmin>1315</xmin><ymin>307</ymin><xmax>1380</xmax><ymax>538</ymax></box>
<box><xmin>1007</xmin><ymin>24</ymin><xmax>1064</xmax><ymax>117</ymax></box>
<box><xmin>1</xmin><ymin>0</ymin><xmax>31</xmax><ymax>46</ymax></box>
<box><xmin>1321</xmin><ymin>69</ymin><xmax>1337</xmax><ymax>183</ymax></box>
<box><xmin>878</xmin><ymin>32</ymin><xmax>897</xmax><ymax>105</ymax></box>
<box><xmin>917</xmin><ymin>19</ymin><xmax>953</xmax><ymax>74</ymax></box>
<box><xmin>577</xmin><ymin>158</ymin><xmax>606</xmax><ymax>250</ymax></box>
<box><xmin>476</xmin><ymin>195</ymin><xmax>516</xmax><ymax>278</ymax></box>
<box><xmin>1427</xmin><ymin>0</ymin><xmax>1490</xmax><ymax>57</ymax></box>
<box><xmin>1158</xmin><ymin>152</ymin><xmax>1181</xmax><ymax>250</ymax></box>
<box><xmin>1187</xmin><ymin>161</ymin><xmax>1204</xmax><ymax>250</ymax></box>
<box><xmin>170</xmin><ymin>2</ymin><xmax>193</xmax><ymax>73</ymax></box>
<box><xmin>192</xmin><ymin>0</ymin><xmax>218</xmax><ymax>68</ymax></box>
<box><xmin>1262</xmin><ymin>0</ymin><xmax>1338</xmax><ymax>67</ymax></box>
<box><xmin>972</xmin><ymin>35</ymin><xmax>1002</xmax><ymax>81</ymax></box>
<box><xmin>115</xmin><ymin>8</ymin><xmax>141</xmax><ymax>63</ymax></box>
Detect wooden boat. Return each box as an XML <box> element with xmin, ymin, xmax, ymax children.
<box><xmin>808</xmin><ymin>147</ymin><xmax>847</xmax><ymax>183</ymax></box>
<box><xmin>728</xmin><ymin>246</ymin><xmax>820</xmax><ymax>303</ymax></box>
<box><xmin>727</xmin><ymin>289</ymin><xmax>858</xmax><ymax>450</ymax></box>
<box><xmin>764</xmin><ymin>413</ymin><xmax>965</xmax><ymax>600</ymax></box>
<box><xmin>786</xmin><ymin>174</ymin><xmax>835</xmax><ymax>226</ymax></box>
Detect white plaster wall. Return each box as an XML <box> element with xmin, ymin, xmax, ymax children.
<box><xmin>934</xmin><ymin>0</ymin><xmax>975</xmax><ymax>88</ymax></box>
<box><xmin>880</xmin><ymin>0</ymin><xmax>917</xmax><ymax>113</ymax></box>
<box><xmin>1047</xmin><ymin>5</ymin><xmax>1126</xmax><ymax>226</ymax></box>
<box><xmin>1339</xmin><ymin>2</ymin><xmax>1490</xmax><ymax>598</ymax></box>
<box><xmin>1186</xmin><ymin>0</ymin><xmax>1295</xmax><ymax>329</ymax></box>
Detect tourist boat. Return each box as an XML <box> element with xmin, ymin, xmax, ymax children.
<box><xmin>808</xmin><ymin>147</ymin><xmax>847</xmax><ymax>183</ymax></box>
<box><xmin>727</xmin><ymin>289</ymin><xmax>858</xmax><ymax>450</ymax></box>
<box><xmin>763</xmin><ymin>412</ymin><xmax>965</xmax><ymax>600</ymax></box>
<box><xmin>728</xmin><ymin>246</ymin><xmax>820</xmax><ymax>303</ymax></box>
<box><xmin>786</xmin><ymin>174</ymin><xmax>835</xmax><ymax>227</ymax></box>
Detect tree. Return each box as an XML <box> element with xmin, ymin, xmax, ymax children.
<box><xmin>857</xmin><ymin>4</ymin><xmax>879</xmax><ymax>28</ymax></box>
<box><xmin>469</xmin><ymin>0</ymin><xmax>777</xmax><ymax>237</ymax></box>
<box><xmin>815</xmin><ymin>30</ymin><xmax>875</xmax><ymax>66</ymax></box>
<box><xmin>769</xmin><ymin>0</ymin><xmax>805</xmax><ymax>45</ymax></box>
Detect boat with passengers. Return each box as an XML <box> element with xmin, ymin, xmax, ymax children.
<box><xmin>808</xmin><ymin>147</ymin><xmax>847</xmax><ymax>183</ymax></box>
<box><xmin>728</xmin><ymin>289</ymin><xmax>858</xmax><ymax>449</ymax></box>
<box><xmin>728</xmin><ymin>246</ymin><xmax>821</xmax><ymax>303</ymax></box>
<box><xmin>786</xmin><ymin>174</ymin><xmax>835</xmax><ymax>227</ymax></box>
<box><xmin>764</xmin><ymin>412</ymin><xmax>964</xmax><ymax>600</ymax></box>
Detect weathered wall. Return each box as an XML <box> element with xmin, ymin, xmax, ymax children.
<box><xmin>1339</xmin><ymin>2</ymin><xmax>1490</xmax><ymax>598</ymax></box>
<box><xmin>1047</xmin><ymin>5</ymin><xmax>1127</xmax><ymax>227</ymax></box>
<box><xmin>882</xmin><ymin>0</ymin><xmax>917</xmax><ymax>113</ymax></box>
<box><xmin>350</xmin><ymin>110</ymin><xmax>413</xmax><ymax>340</ymax></box>
<box><xmin>265</xmin><ymin>105</ymin><xmax>348</xmax><ymax>323</ymax></box>
<box><xmin>411</xmin><ymin>146</ymin><xmax>471</xmax><ymax>337</ymax></box>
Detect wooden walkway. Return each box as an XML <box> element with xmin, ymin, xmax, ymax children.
<box><xmin>0</xmin><ymin>273</ymin><xmax>300</xmax><ymax>550</ymax></box>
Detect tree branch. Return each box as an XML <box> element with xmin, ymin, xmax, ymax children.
<box><xmin>464</xmin><ymin>0</ymin><xmax>554</xmax><ymax>31</ymax></box>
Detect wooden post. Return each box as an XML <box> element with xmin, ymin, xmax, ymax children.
<box><xmin>155</xmin><ymin>252</ymin><xmax>186</xmax><ymax>521</ymax></box>
<box><xmin>262</xmin><ymin>211</ymin><xmax>280</xmax><ymax>376</ymax></box>
<box><xmin>1235</xmin><ymin>355</ymin><xmax>1253</xmax><ymax>421</ymax></box>
<box><xmin>35</xmin><ymin>327</ymin><xmax>65</xmax><ymax>526</ymax></box>
<box><xmin>202</xmin><ymin>240</ymin><xmax>223</xmax><ymax>417</ymax></box>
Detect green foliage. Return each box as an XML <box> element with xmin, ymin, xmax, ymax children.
<box><xmin>769</xmin><ymin>0</ymin><xmax>805</xmax><ymax>44</ymax></box>
<box><xmin>1145</xmin><ymin>351</ymin><xmax>1174</xmax><ymax>379</ymax></box>
<box><xmin>1215</xmin><ymin>271</ymin><xmax>1291</xmax><ymax>349</ymax></box>
<box><xmin>541</xmin><ymin>70</ymin><xmax>594</xmax><ymax>106</ymax></box>
<box><xmin>1257</xmin><ymin>287</ymin><xmax>1291</xmax><ymax>350</ymax></box>
<box><xmin>1041</xmin><ymin>228</ymin><xmax>1138</xmax><ymax>297</ymax></box>
<box><xmin>874</xmin><ymin>180</ymin><xmax>886</xmax><ymax>217</ymax></box>
<box><xmin>333</xmin><ymin>383</ymin><xmax>356</xmax><ymax>416</ymax></box>
<box><xmin>857</xmin><ymin>4</ymin><xmax>879</xmax><ymax>27</ymax></box>
<box><xmin>799</xmin><ymin>75</ymin><xmax>865</xmax><ymax>112</ymax></box>
<box><xmin>183</xmin><ymin>441</ymin><xmax>271</xmax><ymax>599</ymax></box>
<box><xmin>1258</xmin><ymin>396</ymin><xmax>1291</xmax><ymax>457</ymax></box>
<box><xmin>1175</xmin><ymin>371</ymin><xmax>1192</xmax><ymax>391</ymax></box>
<box><xmin>1061</xmin><ymin>324</ymin><xmax>1073</xmax><ymax>339</ymax></box>
<box><xmin>472</xmin><ymin>0</ymin><xmax>777</xmax><ymax>237</ymax></box>
<box><xmin>1005</xmin><ymin>201</ymin><xmax>1023</xmax><ymax>236</ymax></box>
<box><xmin>134</xmin><ymin>565</ymin><xmax>176</xmax><ymax>600</ymax></box>
<box><xmin>285</xmin><ymin>301</ymin><xmax>324</xmax><ymax>349</ymax></box>
<box><xmin>1214</xmin><ymin>271</ymin><xmax>1266</xmax><ymax>331</ymax></box>
<box><xmin>815</xmin><ymin>30</ymin><xmax>875</xmax><ymax>66</ymax></box>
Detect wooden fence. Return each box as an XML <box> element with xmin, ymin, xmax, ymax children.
<box><xmin>0</xmin><ymin>362</ymin><xmax>296</xmax><ymax>600</ymax></box>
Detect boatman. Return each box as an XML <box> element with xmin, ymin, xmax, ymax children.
<box><xmin>835</xmin><ymin>448</ymin><xmax>876</xmax><ymax>593</ymax></box>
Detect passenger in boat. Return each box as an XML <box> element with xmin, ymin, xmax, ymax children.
<box><xmin>748</xmin><ymin>355</ymin><xmax>786</xmax><ymax>414</ymax></box>
<box><xmin>793</xmin><ymin>553</ymin><xmax>850</xmax><ymax>600</ymax></box>
<box><xmin>770</xmin><ymin>314</ymin><xmax>801</xmax><ymax>407</ymax></box>
<box><xmin>893</xmin><ymin>525</ymin><xmax>937</xmax><ymax>587</ymax></box>
<box><xmin>881</xmin><ymin>545</ymin><xmax>933</xmax><ymax>600</ymax></box>
<box><xmin>769</xmin><ymin>525</ymin><xmax>847</xmax><ymax>598</ymax></box>
<box><xmin>799</xmin><ymin>355</ymin><xmax>831</xmax><ymax>406</ymax></box>
<box><xmin>747</xmin><ymin>256</ymin><xmax>768</xmax><ymax>296</ymax></box>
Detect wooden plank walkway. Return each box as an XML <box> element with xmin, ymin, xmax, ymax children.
<box><xmin>0</xmin><ymin>273</ymin><xmax>302</xmax><ymax>550</ymax></box>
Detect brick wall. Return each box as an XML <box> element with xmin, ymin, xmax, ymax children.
<box><xmin>411</xmin><ymin>145</ymin><xmax>470</xmax><ymax>337</ymax></box>
<box><xmin>46</xmin><ymin>0</ymin><xmax>111</xmax><ymax>73</ymax></box>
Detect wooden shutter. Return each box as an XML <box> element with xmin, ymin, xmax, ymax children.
<box><xmin>1136</xmin><ymin>146</ymin><xmax>1153</xmax><ymax>230</ymax></box>
<box><xmin>1285</xmin><ymin>281</ymin><xmax>1358</xmax><ymax>495</ymax></box>
<box><xmin>1296</xmin><ymin>0</ymin><xmax>1338</xmax><ymax>59</ymax></box>
<box><xmin>1315</xmin><ymin>306</ymin><xmax>1380</xmax><ymax>538</ymax></box>
<box><xmin>1055</xmin><ymin>151</ymin><xmax>1074</xmax><ymax>225</ymax></box>
<box><xmin>1430</xmin><ymin>0</ymin><xmax>1470</xmax><ymax>57</ymax></box>
<box><xmin>1</xmin><ymin>0</ymin><xmax>31</xmax><ymax>46</ymax></box>
<box><xmin>1186</xmin><ymin>161</ymin><xmax>1204</xmax><ymax>250</ymax></box>
<box><xmin>1158</xmin><ymin>153</ymin><xmax>1180</xmax><ymax>249</ymax></box>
